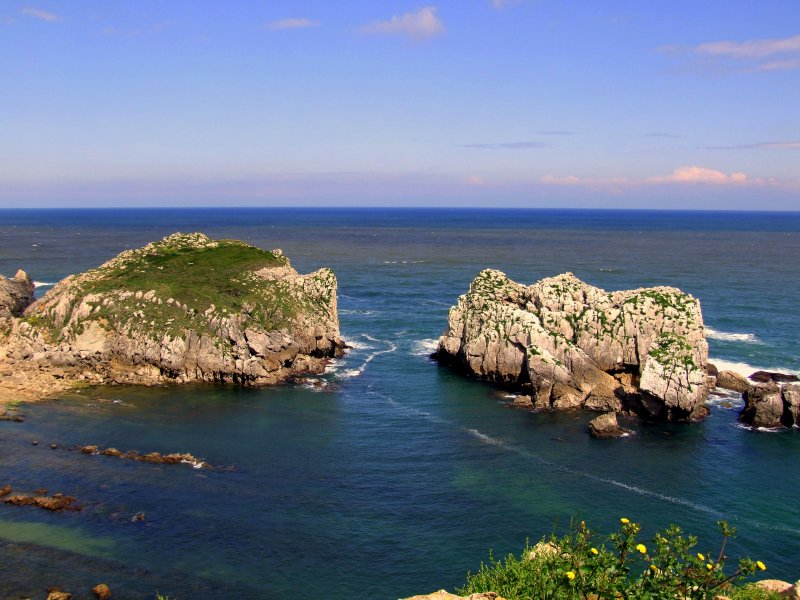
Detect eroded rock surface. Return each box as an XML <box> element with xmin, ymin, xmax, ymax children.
<box><xmin>0</xmin><ymin>233</ymin><xmax>344</xmax><ymax>403</ymax></box>
<box><xmin>435</xmin><ymin>270</ymin><xmax>709</xmax><ymax>422</ymax></box>
<box><xmin>0</xmin><ymin>269</ymin><xmax>34</xmax><ymax>317</ymax></box>
<box><xmin>741</xmin><ymin>383</ymin><xmax>800</xmax><ymax>429</ymax></box>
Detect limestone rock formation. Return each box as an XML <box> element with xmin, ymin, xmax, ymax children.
<box><xmin>435</xmin><ymin>270</ymin><xmax>709</xmax><ymax>422</ymax></box>
<box><xmin>588</xmin><ymin>412</ymin><xmax>631</xmax><ymax>439</ymax></box>
<box><xmin>740</xmin><ymin>383</ymin><xmax>800</xmax><ymax>429</ymax></box>
<box><xmin>0</xmin><ymin>269</ymin><xmax>34</xmax><ymax>317</ymax></box>
<box><xmin>0</xmin><ymin>233</ymin><xmax>343</xmax><ymax>402</ymax></box>
<box><xmin>716</xmin><ymin>370</ymin><xmax>752</xmax><ymax>393</ymax></box>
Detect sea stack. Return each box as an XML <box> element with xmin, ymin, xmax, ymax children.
<box><xmin>0</xmin><ymin>233</ymin><xmax>344</xmax><ymax>402</ymax></box>
<box><xmin>434</xmin><ymin>270</ymin><xmax>709</xmax><ymax>422</ymax></box>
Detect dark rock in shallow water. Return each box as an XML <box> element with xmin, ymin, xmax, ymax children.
<box><xmin>750</xmin><ymin>370</ymin><xmax>800</xmax><ymax>384</ymax></box>
<box><xmin>92</xmin><ymin>583</ymin><xmax>112</xmax><ymax>599</ymax></box>
<box><xmin>0</xmin><ymin>411</ymin><xmax>24</xmax><ymax>422</ymax></box>
<box><xmin>3</xmin><ymin>491</ymin><xmax>80</xmax><ymax>512</ymax></box>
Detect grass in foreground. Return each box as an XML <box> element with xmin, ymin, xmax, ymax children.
<box><xmin>458</xmin><ymin>519</ymin><xmax>778</xmax><ymax>600</ymax></box>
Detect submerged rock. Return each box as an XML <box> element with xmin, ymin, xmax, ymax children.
<box><xmin>435</xmin><ymin>270</ymin><xmax>709</xmax><ymax>422</ymax></box>
<box><xmin>0</xmin><ymin>233</ymin><xmax>344</xmax><ymax>403</ymax></box>
<box><xmin>3</xmin><ymin>490</ymin><xmax>80</xmax><ymax>512</ymax></box>
<box><xmin>92</xmin><ymin>583</ymin><xmax>112</xmax><ymax>599</ymax></box>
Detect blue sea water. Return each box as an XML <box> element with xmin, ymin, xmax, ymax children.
<box><xmin>0</xmin><ymin>208</ymin><xmax>799</xmax><ymax>599</ymax></box>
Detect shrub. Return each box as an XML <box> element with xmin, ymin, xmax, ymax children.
<box><xmin>458</xmin><ymin>519</ymin><xmax>770</xmax><ymax>599</ymax></box>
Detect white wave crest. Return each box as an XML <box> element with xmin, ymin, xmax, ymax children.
<box><xmin>411</xmin><ymin>338</ymin><xmax>440</xmax><ymax>357</ymax></box>
<box><xmin>335</xmin><ymin>337</ymin><xmax>398</xmax><ymax>380</ymax></box>
<box><xmin>710</xmin><ymin>358</ymin><xmax>797</xmax><ymax>380</ymax></box>
<box><xmin>340</xmin><ymin>337</ymin><xmax>374</xmax><ymax>351</ymax></box>
<box><xmin>33</xmin><ymin>281</ymin><xmax>57</xmax><ymax>287</ymax></box>
<box><xmin>705</xmin><ymin>327</ymin><xmax>760</xmax><ymax>343</ymax></box>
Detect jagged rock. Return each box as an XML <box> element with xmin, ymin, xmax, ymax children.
<box><xmin>436</xmin><ymin>270</ymin><xmax>708</xmax><ymax>422</ymax></box>
<box><xmin>588</xmin><ymin>412</ymin><xmax>631</xmax><ymax>439</ymax></box>
<box><xmin>402</xmin><ymin>592</ymin><xmax>505</xmax><ymax>600</ymax></box>
<box><xmin>707</xmin><ymin>362</ymin><xmax>719</xmax><ymax>378</ymax></box>
<box><xmin>92</xmin><ymin>583</ymin><xmax>112</xmax><ymax>599</ymax></box>
<box><xmin>0</xmin><ymin>484</ymin><xmax>11</xmax><ymax>497</ymax></box>
<box><xmin>0</xmin><ymin>233</ymin><xmax>344</xmax><ymax>403</ymax></box>
<box><xmin>716</xmin><ymin>370</ymin><xmax>751</xmax><ymax>393</ymax></box>
<box><xmin>46</xmin><ymin>589</ymin><xmax>72</xmax><ymax>600</ymax></box>
<box><xmin>750</xmin><ymin>370</ymin><xmax>800</xmax><ymax>384</ymax></box>
<box><xmin>741</xmin><ymin>383</ymin><xmax>800</xmax><ymax>429</ymax></box>
<box><xmin>0</xmin><ymin>269</ymin><xmax>34</xmax><ymax>317</ymax></box>
<box><xmin>741</xmin><ymin>383</ymin><xmax>785</xmax><ymax>428</ymax></box>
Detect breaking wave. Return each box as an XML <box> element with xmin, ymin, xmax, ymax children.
<box><xmin>705</xmin><ymin>327</ymin><xmax>761</xmax><ymax>344</ymax></box>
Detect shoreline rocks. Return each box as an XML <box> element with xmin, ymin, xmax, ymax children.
<box><xmin>435</xmin><ymin>270</ymin><xmax>709</xmax><ymax>424</ymax></box>
<box><xmin>1</xmin><ymin>485</ymin><xmax>81</xmax><ymax>512</ymax></box>
<box><xmin>0</xmin><ymin>233</ymin><xmax>344</xmax><ymax>405</ymax></box>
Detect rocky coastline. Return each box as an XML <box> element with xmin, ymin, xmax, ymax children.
<box><xmin>0</xmin><ymin>233</ymin><xmax>344</xmax><ymax>406</ymax></box>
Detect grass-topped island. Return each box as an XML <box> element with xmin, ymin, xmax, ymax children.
<box><xmin>0</xmin><ymin>232</ymin><xmax>344</xmax><ymax>405</ymax></box>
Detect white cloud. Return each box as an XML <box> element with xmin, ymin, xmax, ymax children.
<box><xmin>361</xmin><ymin>6</ymin><xmax>444</xmax><ymax>40</ymax></box>
<box><xmin>647</xmin><ymin>166</ymin><xmax>748</xmax><ymax>185</ymax></box>
<box><xmin>661</xmin><ymin>34</ymin><xmax>800</xmax><ymax>72</ymax></box>
<box><xmin>21</xmin><ymin>7</ymin><xmax>60</xmax><ymax>22</ymax></box>
<box><xmin>696</xmin><ymin>34</ymin><xmax>800</xmax><ymax>59</ymax></box>
<box><xmin>540</xmin><ymin>175</ymin><xmax>581</xmax><ymax>185</ymax></box>
<box><xmin>266</xmin><ymin>18</ymin><xmax>320</xmax><ymax>31</ymax></box>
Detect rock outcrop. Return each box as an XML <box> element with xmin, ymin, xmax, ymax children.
<box><xmin>435</xmin><ymin>270</ymin><xmax>709</xmax><ymax>422</ymax></box>
<box><xmin>740</xmin><ymin>383</ymin><xmax>800</xmax><ymax>429</ymax></box>
<box><xmin>716</xmin><ymin>370</ymin><xmax>751</xmax><ymax>393</ymax></box>
<box><xmin>0</xmin><ymin>233</ymin><xmax>343</xmax><ymax>403</ymax></box>
<box><xmin>588</xmin><ymin>412</ymin><xmax>631</xmax><ymax>439</ymax></box>
<box><xmin>0</xmin><ymin>269</ymin><xmax>34</xmax><ymax>317</ymax></box>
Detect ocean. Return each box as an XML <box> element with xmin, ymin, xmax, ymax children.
<box><xmin>1</xmin><ymin>208</ymin><xmax>798</xmax><ymax>599</ymax></box>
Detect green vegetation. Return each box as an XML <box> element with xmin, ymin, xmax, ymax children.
<box><xmin>458</xmin><ymin>519</ymin><xmax>773</xmax><ymax>600</ymax></box>
<box><xmin>27</xmin><ymin>234</ymin><xmax>336</xmax><ymax>344</ymax></box>
<box><xmin>648</xmin><ymin>332</ymin><xmax>697</xmax><ymax>370</ymax></box>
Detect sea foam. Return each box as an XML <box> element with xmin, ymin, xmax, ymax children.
<box><xmin>705</xmin><ymin>327</ymin><xmax>761</xmax><ymax>344</ymax></box>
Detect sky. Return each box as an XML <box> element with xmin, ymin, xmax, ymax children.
<box><xmin>1</xmin><ymin>0</ymin><xmax>799</xmax><ymax>209</ymax></box>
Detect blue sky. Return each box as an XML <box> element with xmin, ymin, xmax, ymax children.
<box><xmin>1</xmin><ymin>1</ymin><xmax>799</xmax><ymax>209</ymax></box>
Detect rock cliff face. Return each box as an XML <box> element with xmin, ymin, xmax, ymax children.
<box><xmin>0</xmin><ymin>233</ymin><xmax>343</xmax><ymax>402</ymax></box>
<box><xmin>435</xmin><ymin>270</ymin><xmax>709</xmax><ymax>422</ymax></box>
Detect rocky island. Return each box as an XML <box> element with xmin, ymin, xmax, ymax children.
<box><xmin>0</xmin><ymin>233</ymin><xmax>344</xmax><ymax>404</ymax></box>
<box><xmin>435</xmin><ymin>270</ymin><xmax>709</xmax><ymax>424</ymax></box>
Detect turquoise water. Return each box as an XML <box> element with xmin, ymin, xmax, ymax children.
<box><xmin>1</xmin><ymin>209</ymin><xmax>799</xmax><ymax>598</ymax></box>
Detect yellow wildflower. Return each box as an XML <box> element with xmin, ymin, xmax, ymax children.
<box><xmin>620</xmin><ymin>517</ymin><xmax>630</xmax><ymax>524</ymax></box>
<box><xmin>636</xmin><ymin>543</ymin><xmax>647</xmax><ymax>554</ymax></box>
<box><xmin>756</xmin><ymin>561</ymin><xmax>766</xmax><ymax>571</ymax></box>
<box><xmin>707</xmin><ymin>564</ymin><xmax>713</xmax><ymax>570</ymax></box>
<box><xmin>566</xmin><ymin>571</ymin><xmax>576</xmax><ymax>580</ymax></box>
<box><xmin>649</xmin><ymin>565</ymin><xmax>661</xmax><ymax>575</ymax></box>
<box><xmin>590</xmin><ymin>547</ymin><xmax>599</xmax><ymax>555</ymax></box>
<box><xmin>697</xmin><ymin>553</ymin><xmax>705</xmax><ymax>561</ymax></box>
